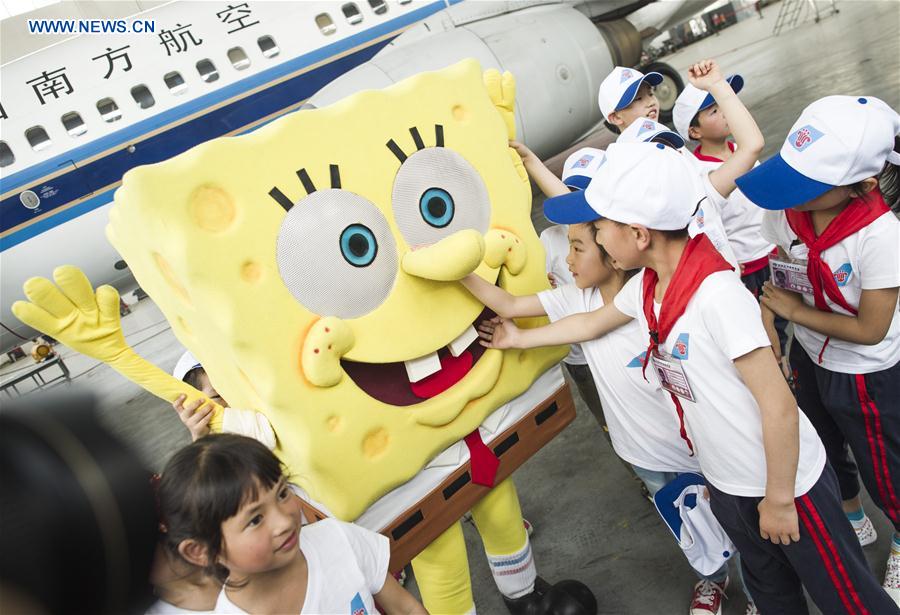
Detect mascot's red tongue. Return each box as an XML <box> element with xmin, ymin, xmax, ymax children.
<box><xmin>410</xmin><ymin>351</ymin><xmax>474</xmax><ymax>399</ymax></box>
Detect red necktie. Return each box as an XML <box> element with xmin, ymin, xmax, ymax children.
<box><xmin>641</xmin><ymin>234</ymin><xmax>734</xmax><ymax>454</ymax></box>
<box><xmin>785</xmin><ymin>190</ymin><xmax>889</xmax><ymax>362</ymax></box>
<box><xmin>464</xmin><ymin>430</ymin><xmax>500</xmax><ymax>487</ymax></box>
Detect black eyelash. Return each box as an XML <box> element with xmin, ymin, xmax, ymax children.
<box><xmin>385</xmin><ymin>124</ymin><xmax>445</xmax><ymax>163</ymax></box>
<box><xmin>268</xmin><ymin>164</ymin><xmax>343</xmax><ymax>211</ymax></box>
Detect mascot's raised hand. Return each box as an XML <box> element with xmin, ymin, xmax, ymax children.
<box><xmin>12</xmin><ymin>265</ymin><xmax>223</xmax><ymax>428</ymax></box>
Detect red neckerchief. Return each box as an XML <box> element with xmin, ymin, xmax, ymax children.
<box><xmin>785</xmin><ymin>190</ymin><xmax>890</xmax><ymax>363</ymax></box>
<box><xmin>640</xmin><ymin>234</ymin><xmax>734</xmax><ymax>454</ymax></box>
<box><xmin>692</xmin><ymin>141</ymin><xmax>736</xmax><ymax>163</ymax></box>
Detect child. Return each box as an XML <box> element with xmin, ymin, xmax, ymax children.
<box><xmin>479</xmin><ymin>141</ymin><xmax>897</xmax><ymax>614</ymax></box>
<box><xmin>147</xmin><ymin>543</ymin><xmax>222</xmax><ymax>614</ymax></box>
<box><xmin>737</xmin><ymin>95</ymin><xmax>900</xmax><ymax>604</ymax></box>
<box><xmin>461</xmin><ymin>202</ymin><xmax>737</xmax><ymax>615</ymax></box>
<box><xmin>171</xmin><ymin>350</ymin><xmax>276</xmax><ymax>448</ymax></box>
<box><xmin>157</xmin><ymin>433</ymin><xmax>427</xmax><ymax>615</ymax></box>
<box><xmin>597</xmin><ymin>66</ymin><xmax>663</xmax><ymax>133</ymax></box>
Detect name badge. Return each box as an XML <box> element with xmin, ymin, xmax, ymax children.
<box><xmin>650</xmin><ymin>349</ymin><xmax>695</xmax><ymax>402</ymax></box>
<box><xmin>769</xmin><ymin>256</ymin><xmax>813</xmax><ymax>295</ymax></box>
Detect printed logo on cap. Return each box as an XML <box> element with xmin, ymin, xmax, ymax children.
<box><xmin>833</xmin><ymin>263</ymin><xmax>853</xmax><ymax>286</ymax></box>
<box><xmin>788</xmin><ymin>125</ymin><xmax>825</xmax><ymax>152</ymax></box>
<box><xmin>672</xmin><ymin>333</ymin><xmax>690</xmax><ymax>360</ymax></box>
<box><xmin>637</xmin><ymin>120</ymin><xmax>656</xmax><ymax>136</ymax></box>
<box><xmin>571</xmin><ymin>154</ymin><xmax>595</xmax><ymax>169</ymax></box>
<box><xmin>620</xmin><ymin>68</ymin><xmax>634</xmax><ymax>83</ymax></box>
<box><xmin>627</xmin><ymin>351</ymin><xmax>647</xmax><ymax>368</ymax></box>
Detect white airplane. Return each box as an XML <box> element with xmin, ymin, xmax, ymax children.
<box><xmin>0</xmin><ymin>0</ymin><xmax>710</xmax><ymax>352</ymax></box>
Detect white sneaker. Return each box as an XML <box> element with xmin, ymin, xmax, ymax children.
<box><xmin>689</xmin><ymin>578</ymin><xmax>728</xmax><ymax>615</ymax></box>
<box><xmin>885</xmin><ymin>549</ymin><xmax>900</xmax><ymax>607</ymax></box>
<box><xmin>853</xmin><ymin>515</ymin><xmax>878</xmax><ymax>547</ymax></box>
<box><xmin>744</xmin><ymin>604</ymin><xmax>759</xmax><ymax>615</ymax></box>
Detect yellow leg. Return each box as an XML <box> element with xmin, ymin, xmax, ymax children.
<box><xmin>411</xmin><ymin>520</ymin><xmax>474</xmax><ymax>614</ymax></box>
<box><xmin>470</xmin><ymin>477</ymin><xmax>527</xmax><ymax>554</ymax></box>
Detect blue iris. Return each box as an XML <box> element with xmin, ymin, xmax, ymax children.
<box><xmin>339</xmin><ymin>224</ymin><xmax>377</xmax><ymax>267</ymax></box>
<box><xmin>419</xmin><ymin>188</ymin><xmax>454</xmax><ymax>228</ymax></box>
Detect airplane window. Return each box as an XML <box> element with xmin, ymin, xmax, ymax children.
<box><xmin>196</xmin><ymin>59</ymin><xmax>219</xmax><ymax>83</ymax></box>
<box><xmin>97</xmin><ymin>98</ymin><xmax>123</xmax><ymax>123</ymax></box>
<box><xmin>25</xmin><ymin>126</ymin><xmax>52</xmax><ymax>151</ymax></box>
<box><xmin>258</xmin><ymin>35</ymin><xmax>279</xmax><ymax>58</ymax></box>
<box><xmin>227</xmin><ymin>47</ymin><xmax>251</xmax><ymax>70</ymax></box>
<box><xmin>131</xmin><ymin>84</ymin><xmax>155</xmax><ymax>109</ymax></box>
<box><xmin>368</xmin><ymin>0</ymin><xmax>388</xmax><ymax>15</ymax></box>
<box><xmin>342</xmin><ymin>3</ymin><xmax>363</xmax><ymax>25</ymax></box>
<box><xmin>61</xmin><ymin>111</ymin><xmax>87</xmax><ymax>137</ymax></box>
<box><xmin>0</xmin><ymin>141</ymin><xmax>14</xmax><ymax>167</ymax></box>
<box><xmin>315</xmin><ymin>12</ymin><xmax>336</xmax><ymax>35</ymax></box>
<box><xmin>164</xmin><ymin>71</ymin><xmax>188</xmax><ymax>95</ymax></box>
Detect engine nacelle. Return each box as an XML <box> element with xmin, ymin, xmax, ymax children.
<box><xmin>309</xmin><ymin>4</ymin><xmax>617</xmax><ymax>158</ymax></box>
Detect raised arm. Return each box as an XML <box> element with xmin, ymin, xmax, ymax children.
<box><xmin>689</xmin><ymin>59</ymin><xmax>764</xmax><ymax>198</ymax></box>
<box><xmin>734</xmin><ymin>346</ymin><xmax>800</xmax><ymax>545</ymax></box>
<box><xmin>461</xmin><ymin>272</ymin><xmax>546</xmax><ymax>318</ymax></box>
<box><xmin>478</xmin><ymin>302</ymin><xmax>633</xmax><ymax>349</ymax></box>
<box><xmin>509</xmin><ymin>141</ymin><xmax>569</xmax><ymax>198</ymax></box>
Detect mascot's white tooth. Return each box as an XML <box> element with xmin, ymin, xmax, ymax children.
<box><xmin>448</xmin><ymin>325</ymin><xmax>478</xmax><ymax>357</ymax></box>
<box><xmin>404</xmin><ymin>351</ymin><xmax>442</xmax><ymax>383</ymax></box>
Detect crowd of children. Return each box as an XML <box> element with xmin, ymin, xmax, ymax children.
<box><xmin>148</xmin><ymin>58</ymin><xmax>900</xmax><ymax>615</ymax></box>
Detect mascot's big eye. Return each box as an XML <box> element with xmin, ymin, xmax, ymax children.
<box><xmin>276</xmin><ymin>190</ymin><xmax>397</xmax><ymax>319</ymax></box>
<box><xmin>419</xmin><ymin>188</ymin><xmax>454</xmax><ymax>228</ymax></box>
<box><xmin>340</xmin><ymin>224</ymin><xmax>378</xmax><ymax>267</ymax></box>
<box><xmin>391</xmin><ymin>148</ymin><xmax>489</xmax><ymax>248</ymax></box>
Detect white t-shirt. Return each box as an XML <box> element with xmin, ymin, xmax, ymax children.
<box><xmin>761</xmin><ymin>209</ymin><xmax>900</xmax><ymax>373</ymax></box>
<box><xmin>147</xmin><ymin>600</ymin><xmax>214</xmax><ymax>615</ymax></box>
<box><xmin>691</xmin><ymin>171</ymin><xmax>740</xmax><ymax>271</ymax></box>
<box><xmin>539</xmin><ymin>225</ymin><xmax>586</xmax><ymax>365</ymax></box>
<box><xmin>538</xmin><ymin>283</ymin><xmax>700</xmax><ymax>472</ymax></box>
<box><xmin>692</xmin><ymin>149</ymin><xmax>775</xmax><ymax>265</ymax></box>
<box><xmin>215</xmin><ymin>519</ymin><xmax>389</xmax><ymax>614</ymax></box>
<box><xmin>614</xmin><ymin>269</ymin><xmax>827</xmax><ymax>497</ymax></box>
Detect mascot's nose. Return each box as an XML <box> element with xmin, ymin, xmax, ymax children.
<box><xmin>401</xmin><ymin>229</ymin><xmax>485</xmax><ymax>281</ymax></box>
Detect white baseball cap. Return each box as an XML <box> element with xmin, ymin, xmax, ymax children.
<box><xmin>597</xmin><ymin>67</ymin><xmax>663</xmax><ymax>121</ymax></box>
<box><xmin>736</xmin><ymin>95</ymin><xmax>900</xmax><ymax>210</ymax></box>
<box><xmin>673</xmin><ymin>75</ymin><xmax>744</xmax><ymax>142</ymax></box>
<box><xmin>617</xmin><ymin>117</ymin><xmax>685</xmax><ymax>150</ymax></box>
<box><xmin>543</xmin><ymin>142</ymin><xmax>705</xmax><ymax>230</ymax></box>
<box><xmin>173</xmin><ymin>350</ymin><xmax>202</xmax><ymax>382</ymax></box>
<box><xmin>560</xmin><ymin>147</ymin><xmax>607</xmax><ymax>190</ymax></box>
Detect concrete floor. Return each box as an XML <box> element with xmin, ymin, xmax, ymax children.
<box><xmin>3</xmin><ymin>1</ymin><xmax>898</xmax><ymax>613</ymax></box>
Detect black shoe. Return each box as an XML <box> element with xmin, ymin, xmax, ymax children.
<box><xmin>502</xmin><ymin>577</ymin><xmax>597</xmax><ymax>615</ymax></box>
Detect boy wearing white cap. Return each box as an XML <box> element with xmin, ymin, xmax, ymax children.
<box><xmin>479</xmin><ymin>142</ymin><xmax>897</xmax><ymax>614</ymax></box>
<box><xmin>597</xmin><ymin>66</ymin><xmax>663</xmax><ymax>133</ymax></box>
<box><xmin>171</xmin><ymin>350</ymin><xmax>276</xmax><ymax>447</ymax></box>
<box><xmin>738</xmin><ymin>95</ymin><xmax>900</xmax><ymax>603</ymax></box>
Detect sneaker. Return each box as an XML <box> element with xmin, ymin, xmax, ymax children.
<box><xmin>690</xmin><ymin>578</ymin><xmax>728</xmax><ymax>615</ymax></box>
<box><xmin>884</xmin><ymin>549</ymin><xmax>900</xmax><ymax>607</ymax></box>
<box><xmin>744</xmin><ymin>603</ymin><xmax>759</xmax><ymax>615</ymax></box>
<box><xmin>853</xmin><ymin>515</ymin><xmax>878</xmax><ymax>547</ymax></box>
<box><xmin>523</xmin><ymin>518</ymin><xmax>534</xmax><ymax>537</ymax></box>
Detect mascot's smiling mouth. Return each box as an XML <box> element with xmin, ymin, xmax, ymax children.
<box><xmin>341</xmin><ymin>307</ymin><xmax>496</xmax><ymax>406</ymax></box>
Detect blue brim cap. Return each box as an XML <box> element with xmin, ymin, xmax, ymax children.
<box><xmin>651</xmin><ymin>131</ymin><xmax>685</xmax><ymax>149</ymax></box>
<box><xmin>698</xmin><ymin>74</ymin><xmax>744</xmax><ymax>112</ymax></box>
<box><xmin>543</xmin><ymin>189</ymin><xmax>602</xmax><ymax>224</ymax></box>
<box><xmin>615</xmin><ymin>72</ymin><xmax>664</xmax><ymax>111</ymax></box>
<box><xmin>653</xmin><ymin>472</ymin><xmax>706</xmax><ymax>541</ymax></box>
<box><xmin>563</xmin><ymin>174</ymin><xmax>591</xmax><ymax>190</ymax></box>
<box><xmin>735</xmin><ymin>152</ymin><xmax>834</xmax><ymax>210</ymax></box>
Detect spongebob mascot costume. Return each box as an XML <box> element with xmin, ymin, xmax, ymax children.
<box><xmin>14</xmin><ymin>60</ymin><xmax>596</xmax><ymax>615</ymax></box>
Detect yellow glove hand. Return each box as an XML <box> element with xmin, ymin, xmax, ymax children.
<box><xmin>484</xmin><ymin>69</ymin><xmax>517</xmax><ymax>140</ymax></box>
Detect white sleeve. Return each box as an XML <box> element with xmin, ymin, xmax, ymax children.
<box><xmin>613</xmin><ymin>269</ymin><xmax>644</xmax><ymax>318</ymax></box>
<box><xmin>858</xmin><ymin>214</ymin><xmax>900</xmax><ymax>290</ymax></box>
<box><xmin>221</xmin><ymin>408</ymin><xmax>277</xmax><ymax>449</ymax></box>
<box><xmin>690</xmin><ymin>196</ymin><xmax>739</xmax><ymax>270</ymax></box>
<box><xmin>537</xmin><ymin>284</ymin><xmax>586</xmax><ymax>323</ymax></box>
<box><xmin>701</xmin><ymin>274</ymin><xmax>771</xmax><ymax>360</ymax></box>
<box><xmin>700</xmin><ymin>170</ymin><xmax>729</xmax><ymax>211</ymax></box>
<box><xmin>760</xmin><ymin>210</ymin><xmax>793</xmax><ymax>252</ymax></box>
<box><xmin>336</xmin><ymin>521</ymin><xmax>390</xmax><ymax>596</ymax></box>
<box><xmin>539</xmin><ymin>228</ymin><xmax>555</xmax><ymax>274</ymax></box>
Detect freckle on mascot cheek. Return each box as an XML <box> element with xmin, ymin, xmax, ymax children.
<box><xmin>14</xmin><ymin>59</ymin><xmax>598</xmax><ymax>615</ymax></box>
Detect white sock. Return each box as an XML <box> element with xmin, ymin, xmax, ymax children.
<box><xmin>486</xmin><ymin>538</ymin><xmax>536</xmax><ymax>599</ymax></box>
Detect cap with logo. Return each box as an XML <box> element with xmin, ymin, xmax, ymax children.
<box><xmin>736</xmin><ymin>95</ymin><xmax>900</xmax><ymax>210</ymax></box>
<box><xmin>543</xmin><ymin>142</ymin><xmax>705</xmax><ymax>229</ymax></box>
<box><xmin>561</xmin><ymin>147</ymin><xmax>608</xmax><ymax>190</ymax></box>
<box><xmin>617</xmin><ymin>116</ymin><xmax>686</xmax><ymax>150</ymax></box>
<box><xmin>173</xmin><ymin>350</ymin><xmax>202</xmax><ymax>382</ymax></box>
<box><xmin>597</xmin><ymin>67</ymin><xmax>664</xmax><ymax>121</ymax></box>
<box><xmin>672</xmin><ymin>75</ymin><xmax>744</xmax><ymax>142</ymax></box>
